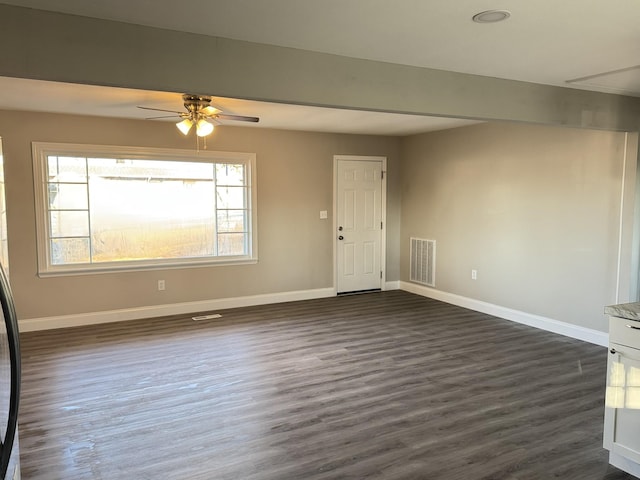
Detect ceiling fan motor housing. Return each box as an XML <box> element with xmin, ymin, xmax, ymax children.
<box><xmin>183</xmin><ymin>94</ymin><xmax>213</xmax><ymax>112</ymax></box>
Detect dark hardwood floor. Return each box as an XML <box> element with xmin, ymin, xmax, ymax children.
<box><xmin>18</xmin><ymin>291</ymin><xmax>635</xmax><ymax>479</ymax></box>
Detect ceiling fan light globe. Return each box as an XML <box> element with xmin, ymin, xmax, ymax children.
<box><xmin>196</xmin><ymin>119</ymin><xmax>214</xmax><ymax>137</ymax></box>
<box><xmin>176</xmin><ymin>118</ymin><xmax>193</xmax><ymax>135</ymax></box>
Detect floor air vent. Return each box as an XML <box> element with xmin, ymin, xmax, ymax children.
<box><xmin>410</xmin><ymin>238</ymin><xmax>436</xmax><ymax>287</ymax></box>
<box><xmin>192</xmin><ymin>314</ymin><xmax>222</xmax><ymax>321</ymax></box>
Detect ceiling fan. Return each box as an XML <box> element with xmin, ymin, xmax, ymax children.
<box><xmin>138</xmin><ymin>94</ymin><xmax>259</xmax><ymax>138</ymax></box>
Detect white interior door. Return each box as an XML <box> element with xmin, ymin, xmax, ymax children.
<box><xmin>335</xmin><ymin>157</ymin><xmax>385</xmax><ymax>293</ymax></box>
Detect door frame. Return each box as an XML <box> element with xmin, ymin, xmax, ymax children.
<box><xmin>333</xmin><ymin>155</ymin><xmax>387</xmax><ymax>294</ymax></box>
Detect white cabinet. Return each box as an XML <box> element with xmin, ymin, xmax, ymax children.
<box><xmin>604</xmin><ymin>315</ymin><xmax>640</xmax><ymax>477</ymax></box>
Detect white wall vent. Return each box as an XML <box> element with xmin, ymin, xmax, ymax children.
<box><xmin>410</xmin><ymin>237</ymin><xmax>436</xmax><ymax>287</ymax></box>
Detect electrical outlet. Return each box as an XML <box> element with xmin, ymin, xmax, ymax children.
<box><xmin>158</xmin><ymin>280</ymin><xmax>165</xmax><ymax>291</ymax></box>
<box><xmin>471</xmin><ymin>270</ymin><xmax>477</xmax><ymax>280</ymax></box>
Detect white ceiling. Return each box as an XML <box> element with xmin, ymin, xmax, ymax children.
<box><xmin>1</xmin><ymin>0</ymin><xmax>640</xmax><ymax>135</ymax></box>
<box><xmin>0</xmin><ymin>76</ymin><xmax>479</xmax><ymax>136</ymax></box>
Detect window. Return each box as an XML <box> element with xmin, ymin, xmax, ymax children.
<box><xmin>32</xmin><ymin>143</ymin><xmax>256</xmax><ymax>275</ymax></box>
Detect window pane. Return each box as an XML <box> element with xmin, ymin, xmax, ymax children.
<box><xmin>48</xmin><ymin>183</ymin><xmax>88</xmax><ymax>209</ymax></box>
<box><xmin>216</xmin><ymin>164</ymin><xmax>245</xmax><ymax>186</ymax></box>
<box><xmin>217</xmin><ymin>186</ymin><xmax>245</xmax><ymax>209</ymax></box>
<box><xmin>217</xmin><ymin>233</ymin><xmax>247</xmax><ymax>256</ymax></box>
<box><xmin>51</xmin><ymin>238</ymin><xmax>90</xmax><ymax>265</ymax></box>
<box><xmin>47</xmin><ymin>156</ymin><xmax>58</xmax><ymax>177</ymax></box>
<box><xmin>88</xmin><ymin>166</ymin><xmax>217</xmax><ymax>262</ymax></box>
<box><xmin>88</xmin><ymin>158</ymin><xmax>214</xmax><ymax>180</ymax></box>
<box><xmin>217</xmin><ymin>210</ymin><xmax>246</xmax><ymax>233</ymax></box>
<box><xmin>50</xmin><ymin>211</ymin><xmax>89</xmax><ymax>237</ymax></box>
<box><xmin>48</xmin><ymin>156</ymin><xmax>87</xmax><ymax>182</ymax></box>
<box><xmin>91</xmin><ymin>221</ymin><xmax>215</xmax><ymax>262</ymax></box>
<box><xmin>89</xmin><ymin>177</ymin><xmax>215</xmax><ymax>221</ymax></box>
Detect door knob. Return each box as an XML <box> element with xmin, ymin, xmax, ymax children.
<box><xmin>338</xmin><ymin>235</ymin><xmax>344</xmax><ymax>240</ymax></box>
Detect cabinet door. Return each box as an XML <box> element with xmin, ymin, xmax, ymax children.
<box><xmin>604</xmin><ymin>343</ymin><xmax>640</xmax><ymax>464</ymax></box>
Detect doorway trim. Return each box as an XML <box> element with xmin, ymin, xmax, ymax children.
<box><xmin>333</xmin><ymin>155</ymin><xmax>387</xmax><ymax>294</ymax></box>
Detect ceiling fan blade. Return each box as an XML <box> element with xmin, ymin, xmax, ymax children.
<box><xmin>217</xmin><ymin>114</ymin><xmax>260</xmax><ymax>123</ymax></box>
<box><xmin>145</xmin><ymin>115</ymin><xmax>180</xmax><ymax>120</ymax></box>
<box><xmin>137</xmin><ymin>106</ymin><xmax>183</xmax><ymax>114</ymax></box>
<box><xmin>202</xmin><ymin>105</ymin><xmax>222</xmax><ymax>116</ymax></box>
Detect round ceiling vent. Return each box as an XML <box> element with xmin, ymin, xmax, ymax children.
<box><xmin>472</xmin><ymin>10</ymin><xmax>511</xmax><ymax>23</ymax></box>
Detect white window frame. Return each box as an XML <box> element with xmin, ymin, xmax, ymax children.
<box><xmin>32</xmin><ymin>142</ymin><xmax>257</xmax><ymax>276</ymax></box>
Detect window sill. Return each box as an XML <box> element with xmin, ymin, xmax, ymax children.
<box><xmin>37</xmin><ymin>257</ymin><xmax>258</xmax><ymax>277</ymax></box>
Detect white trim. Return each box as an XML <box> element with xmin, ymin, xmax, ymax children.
<box><xmin>400</xmin><ymin>281</ymin><xmax>608</xmax><ymax>347</ymax></box>
<box><xmin>615</xmin><ymin>132</ymin><xmax>628</xmax><ymax>304</ymax></box>
<box><xmin>19</xmin><ymin>287</ymin><xmax>336</xmax><ymax>332</ymax></box>
<box><xmin>608</xmin><ymin>451</ymin><xmax>640</xmax><ymax>477</ymax></box>
<box><xmin>20</xmin><ymin>282</ymin><xmax>607</xmax><ymax>347</ymax></box>
<box><xmin>385</xmin><ymin>280</ymin><xmax>400</xmax><ymax>290</ymax></box>
<box><xmin>333</xmin><ymin>155</ymin><xmax>387</xmax><ymax>292</ymax></box>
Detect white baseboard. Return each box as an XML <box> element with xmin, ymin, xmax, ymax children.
<box><xmin>20</xmin><ymin>282</ymin><xmax>609</xmax><ymax>347</ymax></box>
<box><xmin>19</xmin><ymin>287</ymin><xmax>337</xmax><ymax>332</ymax></box>
<box><xmin>609</xmin><ymin>451</ymin><xmax>640</xmax><ymax>477</ymax></box>
<box><xmin>399</xmin><ymin>281</ymin><xmax>608</xmax><ymax>347</ymax></box>
<box><xmin>384</xmin><ymin>280</ymin><xmax>400</xmax><ymax>290</ymax></box>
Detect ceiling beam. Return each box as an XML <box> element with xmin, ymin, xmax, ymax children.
<box><xmin>1</xmin><ymin>4</ymin><xmax>639</xmax><ymax>131</ymax></box>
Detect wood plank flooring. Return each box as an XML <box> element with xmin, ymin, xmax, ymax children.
<box><xmin>17</xmin><ymin>291</ymin><xmax>636</xmax><ymax>479</ymax></box>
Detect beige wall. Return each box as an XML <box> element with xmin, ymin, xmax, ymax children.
<box><xmin>2</xmin><ymin>108</ymin><xmax>636</xmax><ymax>334</ymax></box>
<box><xmin>400</xmin><ymin>122</ymin><xmax>637</xmax><ymax>332</ymax></box>
<box><xmin>0</xmin><ymin>110</ymin><xmax>401</xmax><ymax>320</ymax></box>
